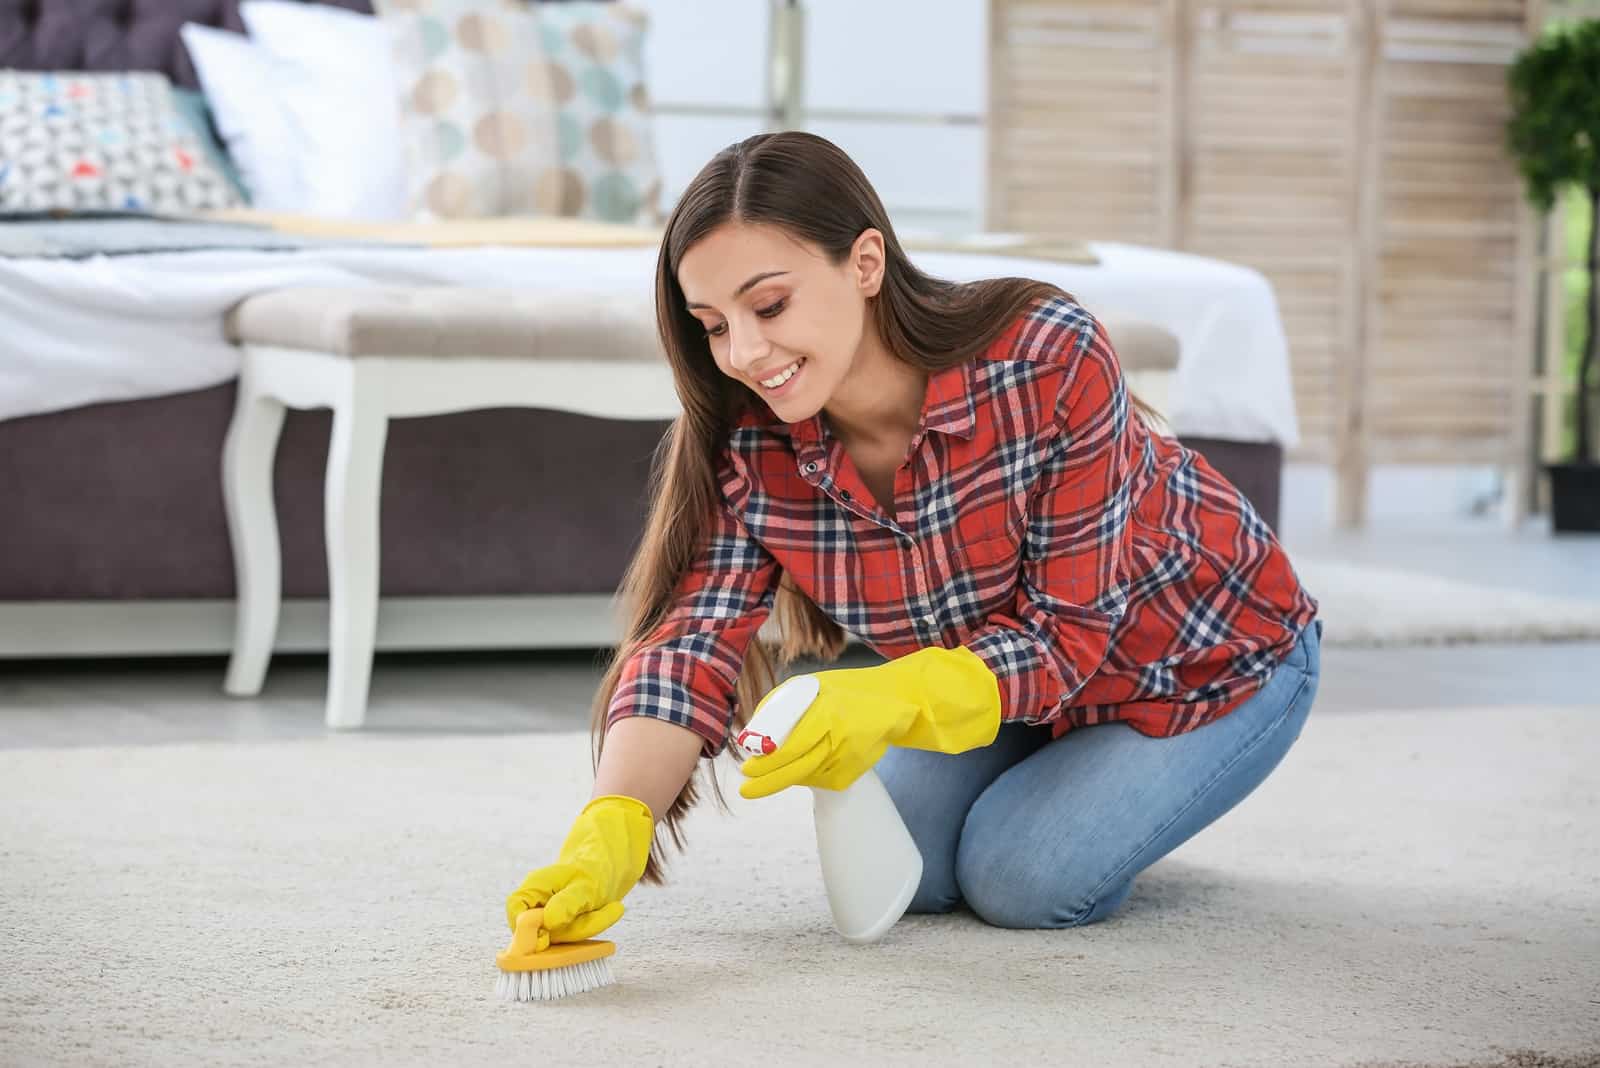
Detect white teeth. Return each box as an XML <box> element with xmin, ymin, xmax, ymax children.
<box><xmin>760</xmin><ymin>360</ymin><xmax>803</xmax><ymax>389</ymax></box>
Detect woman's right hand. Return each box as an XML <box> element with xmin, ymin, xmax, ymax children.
<box><xmin>505</xmin><ymin>794</ymin><xmax>655</xmax><ymax>943</ymax></box>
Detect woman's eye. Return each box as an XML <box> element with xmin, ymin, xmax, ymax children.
<box><xmin>701</xmin><ymin>300</ymin><xmax>782</xmax><ymax>338</ymax></box>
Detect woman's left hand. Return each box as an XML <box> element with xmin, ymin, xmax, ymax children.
<box><xmin>738</xmin><ymin>646</ymin><xmax>1002</xmax><ymax>798</ymax></box>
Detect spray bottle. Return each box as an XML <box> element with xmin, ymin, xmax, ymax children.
<box><xmin>735</xmin><ymin>675</ymin><xmax>923</xmax><ymax>944</ymax></box>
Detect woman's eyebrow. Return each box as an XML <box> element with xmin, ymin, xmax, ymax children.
<box><xmin>685</xmin><ymin>270</ymin><xmax>790</xmax><ymax>310</ymax></box>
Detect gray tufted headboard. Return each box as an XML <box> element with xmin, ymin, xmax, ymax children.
<box><xmin>0</xmin><ymin>0</ymin><xmax>585</xmax><ymax>88</ymax></box>
<box><xmin>0</xmin><ymin>1</ymin><xmax>371</xmax><ymax>87</ymax></box>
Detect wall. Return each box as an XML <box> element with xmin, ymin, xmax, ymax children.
<box><xmin>637</xmin><ymin>0</ymin><xmax>988</xmax><ymax>232</ymax></box>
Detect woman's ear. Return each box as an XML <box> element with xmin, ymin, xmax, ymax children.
<box><xmin>851</xmin><ymin>228</ymin><xmax>886</xmax><ymax>298</ymax></box>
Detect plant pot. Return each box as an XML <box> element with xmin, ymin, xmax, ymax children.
<box><xmin>1547</xmin><ymin>462</ymin><xmax>1600</xmax><ymax>533</ymax></box>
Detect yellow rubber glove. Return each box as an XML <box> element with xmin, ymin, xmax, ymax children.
<box><xmin>739</xmin><ymin>646</ymin><xmax>1002</xmax><ymax>799</ymax></box>
<box><xmin>504</xmin><ymin>794</ymin><xmax>654</xmax><ymax>944</ymax></box>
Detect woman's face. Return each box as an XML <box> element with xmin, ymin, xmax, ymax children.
<box><xmin>677</xmin><ymin>221</ymin><xmax>883</xmax><ymax>422</ymax></box>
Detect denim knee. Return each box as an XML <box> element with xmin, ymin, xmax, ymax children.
<box><xmin>953</xmin><ymin>833</ymin><xmax>1134</xmax><ymax>929</ymax></box>
<box><xmin>878</xmin><ymin>725</ymin><xmax>1049</xmax><ymax>916</ymax></box>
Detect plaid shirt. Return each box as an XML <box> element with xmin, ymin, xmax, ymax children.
<box><xmin>609</xmin><ymin>296</ymin><xmax>1319</xmax><ymax>756</ymax></box>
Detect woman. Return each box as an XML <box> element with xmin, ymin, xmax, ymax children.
<box><xmin>506</xmin><ymin>132</ymin><xmax>1320</xmax><ymax>944</ymax></box>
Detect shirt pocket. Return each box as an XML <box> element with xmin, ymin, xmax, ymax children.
<box><xmin>956</xmin><ymin>508</ymin><xmax>1024</xmax><ymax>572</ymax></box>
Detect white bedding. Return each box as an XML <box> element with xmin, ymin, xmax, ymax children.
<box><xmin>0</xmin><ymin>241</ymin><xmax>1299</xmax><ymax>445</ymax></box>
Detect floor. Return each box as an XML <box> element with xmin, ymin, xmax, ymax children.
<box><xmin>1279</xmin><ymin>462</ymin><xmax>1600</xmax><ymax>601</ymax></box>
<box><xmin>6</xmin><ymin>705</ymin><xmax>1597</xmax><ymax>1068</ymax></box>
<box><xmin>3</xmin><ymin>466</ymin><xmax>1597</xmax><ymax>1068</ymax></box>
<box><xmin>3</xmin><ymin>464</ymin><xmax>1597</xmax><ymax>748</ymax></box>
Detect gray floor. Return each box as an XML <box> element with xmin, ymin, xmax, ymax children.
<box><xmin>3</xmin><ymin>467</ymin><xmax>1598</xmax><ymax>749</ymax></box>
<box><xmin>2</xmin><ymin>639</ymin><xmax>1596</xmax><ymax>748</ymax></box>
<box><xmin>1277</xmin><ymin>461</ymin><xmax>1600</xmax><ymax>600</ymax></box>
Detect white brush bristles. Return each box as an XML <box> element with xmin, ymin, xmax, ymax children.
<box><xmin>495</xmin><ymin>959</ymin><xmax>616</xmax><ymax>1003</ymax></box>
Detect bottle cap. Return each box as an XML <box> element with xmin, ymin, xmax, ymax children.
<box><xmin>735</xmin><ymin>674</ymin><xmax>820</xmax><ymax>758</ymax></box>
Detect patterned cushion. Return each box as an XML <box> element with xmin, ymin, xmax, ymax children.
<box><xmin>533</xmin><ymin>2</ymin><xmax>661</xmax><ymax>224</ymax></box>
<box><xmin>376</xmin><ymin>0</ymin><xmax>661</xmax><ymax>224</ymax></box>
<box><xmin>380</xmin><ymin>0</ymin><xmax>558</xmax><ymax>220</ymax></box>
<box><xmin>0</xmin><ymin>71</ymin><xmax>245</xmax><ymax>214</ymax></box>
<box><xmin>170</xmin><ymin>87</ymin><xmax>250</xmax><ymax>204</ymax></box>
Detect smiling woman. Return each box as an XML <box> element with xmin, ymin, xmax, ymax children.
<box><xmin>504</xmin><ymin>131</ymin><xmax>1319</xmax><ymax>954</ymax></box>
<box><xmin>678</xmin><ymin>223</ymin><xmax>933</xmax><ymax>492</ymax></box>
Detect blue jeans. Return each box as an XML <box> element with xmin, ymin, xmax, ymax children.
<box><xmin>877</xmin><ymin>621</ymin><xmax>1322</xmax><ymax>929</ymax></box>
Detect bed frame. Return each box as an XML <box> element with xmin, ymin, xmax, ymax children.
<box><xmin>0</xmin><ymin>0</ymin><xmax>1283</xmax><ymax>657</ymax></box>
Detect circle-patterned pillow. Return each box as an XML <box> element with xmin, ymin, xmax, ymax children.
<box><xmin>378</xmin><ymin>0</ymin><xmax>661</xmax><ymax>225</ymax></box>
<box><xmin>531</xmin><ymin>2</ymin><xmax>662</xmax><ymax>224</ymax></box>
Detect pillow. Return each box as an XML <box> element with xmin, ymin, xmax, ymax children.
<box><xmin>375</xmin><ymin>0</ymin><xmax>662</xmax><ymax>224</ymax></box>
<box><xmin>237</xmin><ymin>1</ymin><xmax>409</xmax><ymax>220</ymax></box>
<box><xmin>170</xmin><ymin>88</ymin><xmax>249</xmax><ymax>203</ymax></box>
<box><xmin>533</xmin><ymin>2</ymin><xmax>663</xmax><ymax>225</ymax></box>
<box><xmin>178</xmin><ymin>23</ymin><xmax>308</xmax><ymax>211</ymax></box>
<box><xmin>376</xmin><ymin>0</ymin><xmax>562</xmax><ymax>220</ymax></box>
<box><xmin>179</xmin><ymin>22</ymin><xmax>407</xmax><ymax>219</ymax></box>
<box><xmin>0</xmin><ymin>70</ymin><xmax>244</xmax><ymax>214</ymax></box>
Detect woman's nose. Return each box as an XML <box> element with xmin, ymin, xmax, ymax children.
<box><xmin>728</xmin><ymin>322</ymin><xmax>770</xmax><ymax>373</ymax></box>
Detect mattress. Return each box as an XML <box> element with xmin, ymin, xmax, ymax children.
<box><xmin>0</xmin><ymin>220</ymin><xmax>1301</xmax><ymax>446</ymax></box>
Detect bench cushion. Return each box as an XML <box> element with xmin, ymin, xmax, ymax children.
<box><xmin>225</xmin><ymin>286</ymin><xmax>664</xmax><ymax>361</ymax></box>
<box><xmin>225</xmin><ymin>285</ymin><xmax>1178</xmax><ymax>373</ymax></box>
<box><xmin>1097</xmin><ymin>315</ymin><xmax>1180</xmax><ymax>374</ymax></box>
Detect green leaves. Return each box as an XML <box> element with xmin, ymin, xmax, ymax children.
<box><xmin>1509</xmin><ymin>20</ymin><xmax>1600</xmax><ymax>464</ymax></box>
<box><xmin>1507</xmin><ymin>20</ymin><xmax>1600</xmax><ymax>210</ymax></box>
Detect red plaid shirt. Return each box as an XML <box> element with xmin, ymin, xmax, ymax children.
<box><xmin>609</xmin><ymin>296</ymin><xmax>1319</xmax><ymax>756</ymax></box>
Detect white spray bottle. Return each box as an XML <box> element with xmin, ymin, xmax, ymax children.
<box><xmin>735</xmin><ymin>675</ymin><xmax>923</xmax><ymax>944</ymax></box>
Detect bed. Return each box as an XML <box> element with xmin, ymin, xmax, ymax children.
<box><xmin>0</xmin><ymin>0</ymin><xmax>1297</xmax><ymax>658</ymax></box>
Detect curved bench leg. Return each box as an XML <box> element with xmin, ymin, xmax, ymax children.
<box><xmin>222</xmin><ymin>366</ymin><xmax>288</xmax><ymax>697</ymax></box>
<box><xmin>324</xmin><ymin>381</ymin><xmax>389</xmax><ymax>730</ymax></box>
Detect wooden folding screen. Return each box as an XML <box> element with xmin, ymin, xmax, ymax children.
<box><xmin>988</xmin><ymin>0</ymin><xmax>1540</xmax><ymax>526</ymax></box>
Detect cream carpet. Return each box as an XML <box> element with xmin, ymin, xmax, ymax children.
<box><xmin>1292</xmin><ymin>559</ymin><xmax>1600</xmax><ymax>645</ymax></box>
<box><xmin>2</xmin><ymin>706</ymin><xmax>1597</xmax><ymax>1068</ymax></box>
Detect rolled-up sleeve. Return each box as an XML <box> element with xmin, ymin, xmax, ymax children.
<box><xmin>606</xmin><ymin>494</ymin><xmax>782</xmax><ymax>757</ymax></box>
<box><xmin>966</xmin><ymin>320</ymin><xmax>1135</xmax><ymax>724</ymax></box>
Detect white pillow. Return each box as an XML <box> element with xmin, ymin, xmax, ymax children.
<box><xmin>179</xmin><ymin>23</ymin><xmax>305</xmax><ymax>211</ymax></box>
<box><xmin>179</xmin><ymin>20</ymin><xmax>407</xmax><ymax>219</ymax></box>
<box><xmin>237</xmin><ymin>1</ymin><xmax>408</xmax><ymax>220</ymax></box>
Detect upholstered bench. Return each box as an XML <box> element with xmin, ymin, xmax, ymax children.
<box><xmin>1102</xmin><ymin>318</ymin><xmax>1180</xmax><ymax>418</ymax></box>
<box><xmin>219</xmin><ymin>286</ymin><xmax>679</xmax><ymax>729</ymax></box>
<box><xmin>219</xmin><ymin>285</ymin><xmax>1180</xmax><ymax>731</ymax></box>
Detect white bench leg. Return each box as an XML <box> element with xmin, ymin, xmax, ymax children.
<box><xmin>324</xmin><ymin>385</ymin><xmax>389</xmax><ymax>730</ymax></box>
<box><xmin>222</xmin><ymin>372</ymin><xmax>287</xmax><ymax>697</ymax></box>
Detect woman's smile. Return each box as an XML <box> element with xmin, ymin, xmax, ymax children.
<box><xmin>757</xmin><ymin>357</ymin><xmax>806</xmax><ymax>396</ymax></box>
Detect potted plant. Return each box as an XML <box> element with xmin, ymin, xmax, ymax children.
<box><xmin>1507</xmin><ymin>19</ymin><xmax>1600</xmax><ymax>532</ymax></box>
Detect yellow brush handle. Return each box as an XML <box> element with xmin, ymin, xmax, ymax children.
<box><xmin>496</xmin><ymin>908</ymin><xmax>617</xmax><ymax>974</ymax></box>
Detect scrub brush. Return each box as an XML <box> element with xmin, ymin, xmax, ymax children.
<box><xmin>494</xmin><ymin>907</ymin><xmax>617</xmax><ymax>1003</ymax></box>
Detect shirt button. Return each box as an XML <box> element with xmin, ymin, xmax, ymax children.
<box><xmin>841</xmin><ymin>490</ymin><xmax>852</xmax><ymax>500</ymax></box>
<box><xmin>803</xmin><ymin>462</ymin><xmax>818</xmax><ymax>474</ymax></box>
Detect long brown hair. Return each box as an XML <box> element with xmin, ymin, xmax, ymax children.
<box><xmin>593</xmin><ymin>131</ymin><xmax>1085</xmax><ymax>883</ymax></box>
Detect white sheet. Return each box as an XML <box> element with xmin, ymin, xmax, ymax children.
<box><xmin>0</xmin><ymin>241</ymin><xmax>1299</xmax><ymax>445</ymax></box>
